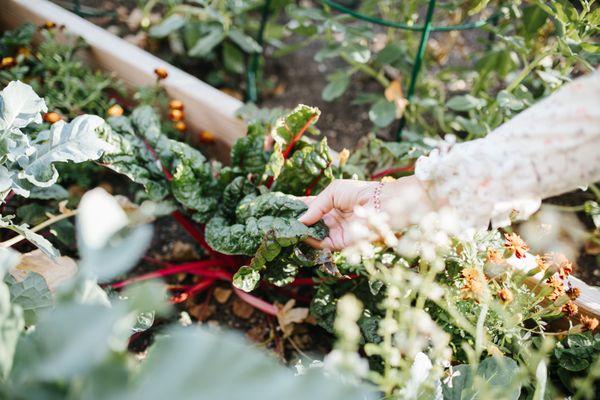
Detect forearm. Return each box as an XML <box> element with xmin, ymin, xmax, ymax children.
<box><xmin>414</xmin><ymin>71</ymin><xmax>600</xmax><ymax>230</ymax></box>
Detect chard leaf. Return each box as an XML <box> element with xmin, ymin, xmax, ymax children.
<box><xmin>271</xmin><ymin>138</ymin><xmax>333</xmax><ymax>195</ymax></box>
<box><xmin>4</xmin><ymin>271</ymin><xmax>53</xmax><ymax>325</ymax></box>
<box><xmin>270</xmin><ymin>104</ymin><xmax>320</xmax><ymax>149</ymax></box>
<box><xmin>0</xmin><ymin>80</ymin><xmax>47</xmax><ymax>130</ymax></box>
<box><xmin>126</xmin><ymin>326</ymin><xmax>373</xmax><ymax>400</ymax></box>
<box><xmin>0</xmin><ymin>216</ymin><xmax>59</xmax><ymax>258</ymax></box>
<box><xmin>21</xmin><ymin>115</ymin><xmax>111</xmax><ymax>187</ymax></box>
<box><xmin>0</xmin><ymin>248</ymin><xmax>24</xmax><ymax>379</ymax></box>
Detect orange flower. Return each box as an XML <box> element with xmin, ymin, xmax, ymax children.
<box><xmin>497</xmin><ymin>288</ymin><xmax>513</xmax><ymax>304</ymax></box>
<box><xmin>168</xmin><ymin>109</ymin><xmax>184</xmax><ymax>122</ymax></box>
<box><xmin>535</xmin><ymin>255</ymin><xmax>549</xmax><ymax>271</ymax></box>
<box><xmin>42</xmin><ymin>21</ymin><xmax>56</xmax><ymax>29</ymax></box>
<box><xmin>199</xmin><ymin>130</ymin><xmax>216</xmax><ymax>144</ymax></box>
<box><xmin>174</xmin><ymin>121</ymin><xmax>187</xmax><ymax>132</ymax></box>
<box><xmin>580</xmin><ymin>315</ymin><xmax>599</xmax><ymax>331</ymax></box>
<box><xmin>107</xmin><ymin>104</ymin><xmax>124</xmax><ymax>117</ymax></box>
<box><xmin>562</xmin><ymin>302</ymin><xmax>579</xmax><ymax>317</ymax></box>
<box><xmin>1</xmin><ymin>57</ymin><xmax>15</xmax><ymax>69</ymax></box>
<box><xmin>461</xmin><ymin>267</ymin><xmax>479</xmax><ymax>282</ymax></box>
<box><xmin>461</xmin><ymin>267</ymin><xmax>486</xmax><ymax>300</ymax></box>
<box><xmin>547</xmin><ymin>253</ymin><xmax>573</xmax><ymax>279</ymax></box>
<box><xmin>43</xmin><ymin>112</ymin><xmax>62</xmax><ymax>124</ymax></box>
<box><xmin>566</xmin><ymin>287</ymin><xmax>581</xmax><ymax>300</ymax></box>
<box><xmin>486</xmin><ymin>248</ymin><xmax>504</xmax><ymax>264</ymax></box>
<box><xmin>504</xmin><ymin>233</ymin><xmax>529</xmax><ymax>258</ymax></box>
<box><xmin>17</xmin><ymin>47</ymin><xmax>30</xmax><ymax>57</ymax></box>
<box><xmin>546</xmin><ymin>275</ymin><xmax>566</xmax><ymax>301</ymax></box>
<box><xmin>169</xmin><ymin>99</ymin><xmax>184</xmax><ymax>111</ymax></box>
<box><xmin>154</xmin><ymin>67</ymin><xmax>168</xmax><ymax>80</ymax></box>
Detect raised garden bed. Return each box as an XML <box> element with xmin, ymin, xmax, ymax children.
<box><xmin>1</xmin><ymin>1</ymin><xmax>599</xmax><ymax>399</ymax></box>
<box><xmin>0</xmin><ymin>0</ymin><xmax>246</xmax><ymax>159</ymax></box>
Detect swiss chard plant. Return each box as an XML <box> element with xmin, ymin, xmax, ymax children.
<box><xmin>0</xmin><ymin>80</ymin><xmax>111</xmax><ymax>257</ymax></box>
<box><xmin>0</xmin><ymin>189</ymin><xmax>371</xmax><ymax>400</ymax></box>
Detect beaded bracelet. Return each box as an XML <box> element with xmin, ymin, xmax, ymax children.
<box><xmin>372</xmin><ymin>181</ymin><xmax>384</xmax><ymax>213</ymax></box>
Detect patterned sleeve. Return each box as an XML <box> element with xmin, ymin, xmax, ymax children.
<box><xmin>415</xmin><ymin>70</ymin><xmax>600</xmax><ymax>230</ymax></box>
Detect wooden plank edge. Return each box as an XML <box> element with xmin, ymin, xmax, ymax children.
<box><xmin>0</xmin><ymin>0</ymin><xmax>247</xmax><ymax>149</ymax></box>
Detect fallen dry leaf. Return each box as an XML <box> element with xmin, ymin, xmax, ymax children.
<box><xmin>169</xmin><ymin>241</ymin><xmax>200</xmax><ymax>261</ymax></box>
<box><xmin>276</xmin><ymin>299</ymin><xmax>309</xmax><ymax>338</ymax></box>
<box><xmin>188</xmin><ymin>303</ymin><xmax>215</xmax><ymax>322</ymax></box>
<box><xmin>232</xmin><ymin>297</ymin><xmax>254</xmax><ymax>319</ymax></box>
<box><xmin>385</xmin><ymin>79</ymin><xmax>409</xmax><ymax>119</ymax></box>
<box><xmin>213</xmin><ymin>287</ymin><xmax>232</xmax><ymax>304</ymax></box>
<box><xmin>12</xmin><ymin>250</ymin><xmax>77</xmax><ymax>293</ymax></box>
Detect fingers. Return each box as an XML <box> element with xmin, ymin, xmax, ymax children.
<box><xmin>297</xmin><ymin>196</ymin><xmax>315</xmax><ymax>206</ymax></box>
<box><xmin>298</xmin><ymin>186</ymin><xmax>334</xmax><ymax>226</ymax></box>
<box><xmin>305</xmin><ymin>236</ymin><xmax>334</xmax><ymax>250</ymax></box>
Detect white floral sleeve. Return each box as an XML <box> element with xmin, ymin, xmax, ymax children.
<box><xmin>415</xmin><ymin>70</ymin><xmax>600</xmax><ymax>230</ymax></box>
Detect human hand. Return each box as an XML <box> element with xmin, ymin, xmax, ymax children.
<box><xmin>299</xmin><ymin>176</ymin><xmax>436</xmax><ymax>250</ymax></box>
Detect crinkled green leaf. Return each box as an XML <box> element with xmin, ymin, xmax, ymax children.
<box><xmin>270</xmin><ymin>104</ymin><xmax>320</xmax><ymax>149</ymax></box>
<box><xmin>4</xmin><ymin>272</ymin><xmax>52</xmax><ymax>325</ymax></box>
<box><xmin>271</xmin><ymin>138</ymin><xmax>333</xmax><ymax>195</ymax></box>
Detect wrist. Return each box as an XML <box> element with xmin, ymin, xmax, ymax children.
<box><xmin>378</xmin><ymin>175</ymin><xmax>442</xmax><ymax>230</ymax></box>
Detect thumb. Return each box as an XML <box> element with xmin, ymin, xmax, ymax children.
<box><xmin>298</xmin><ymin>189</ymin><xmax>333</xmax><ymax>226</ymax></box>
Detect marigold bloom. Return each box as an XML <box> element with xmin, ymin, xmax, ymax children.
<box><xmin>580</xmin><ymin>315</ymin><xmax>599</xmax><ymax>331</ymax></box>
<box><xmin>460</xmin><ymin>267</ymin><xmax>486</xmax><ymax>300</ymax></box>
<box><xmin>535</xmin><ymin>255</ymin><xmax>548</xmax><ymax>271</ymax></box>
<box><xmin>546</xmin><ymin>275</ymin><xmax>566</xmax><ymax>301</ymax></box>
<box><xmin>562</xmin><ymin>302</ymin><xmax>578</xmax><ymax>317</ymax></box>
<box><xmin>174</xmin><ymin>121</ymin><xmax>187</xmax><ymax>132</ymax></box>
<box><xmin>566</xmin><ymin>287</ymin><xmax>581</xmax><ymax>300</ymax></box>
<box><xmin>486</xmin><ymin>248</ymin><xmax>503</xmax><ymax>264</ymax></box>
<box><xmin>168</xmin><ymin>109</ymin><xmax>184</xmax><ymax>122</ymax></box>
<box><xmin>107</xmin><ymin>104</ymin><xmax>124</xmax><ymax>117</ymax></box>
<box><xmin>546</xmin><ymin>253</ymin><xmax>573</xmax><ymax>279</ymax></box>
<box><xmin>199</xmin><ymin>130</ymin><xmax>216</xmax><ymax>143</ymax></box>
<box><xmin>504</xmin><ymin>232</ymin><xmax>529</xmax><ymax>258</ymax></box>
<box><xmin>154</xmin><ymin>67</ymin><xmax>168</xmax><ymax>80</ymax></box>
<box><xmin>43</xmin><ymin>112</ymin><xmax>62</xmax><ymax>124</ymax></box>
<box><xmin>1</xmin><ymin>57</ymin><xmax>15</xmax><ymax>69</ymax></box>
<box><xmin>169</xmin><ymin>99</ymin><xmax>184</xmax><ymax>110</ymax></box>
<box><xmin>497</xmin><ymin>288</ymin><xmax>513</xmax><ymax>304</ymax></box>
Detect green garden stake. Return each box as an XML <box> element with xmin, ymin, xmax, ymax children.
<box><xmin>396</xmin><ymin>0</ymin><xmax>437</xmax><ymax>141</ymax></box>
<box><xmin>320</xmin><ymin>0</ymin><xmax>501</xmax><ymax>141</ymax></box>
<box><xmin>246</xmin><ymin>0</ymin><xmax>272</xmax><ymax>103</ymax></box>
